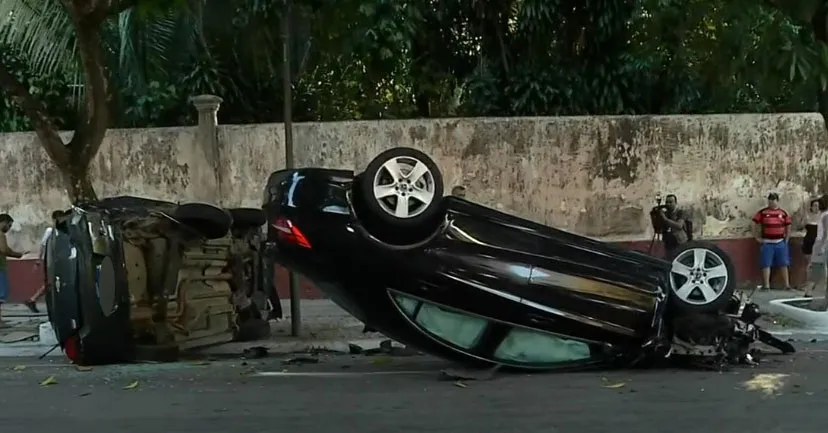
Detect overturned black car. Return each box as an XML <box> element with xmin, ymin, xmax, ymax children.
<box><xmin>264</xmin><ymin>147</ymin><xmax>794</xmax><ymax>370</ymax></box>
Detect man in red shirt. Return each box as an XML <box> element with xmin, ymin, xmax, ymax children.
<box><xmin>752</xmin><ymin>193</ymin><xmax>792</xmax><ymax>290</ymax></box>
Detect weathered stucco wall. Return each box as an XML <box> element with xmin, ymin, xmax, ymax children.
<box><xmin>2</xmin><ymin>113</ymin><xmax>827</xmax><ymax>250</ymax></box>
<box><xmin>0</xmin><ymin>126</ymin><xmax>215</xmax><ymax>250</ymax></box>
<box><xmin>220</xmin><ymin>114</ymin><xmax>828</xmax><ymax>241</ymax></box>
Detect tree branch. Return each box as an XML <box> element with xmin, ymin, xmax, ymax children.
<box><xmin>0</xmin><ymin>58</ymin><xmax>71</xmax><ymax>167</ymax></box>
<box><xmin>67</xmin><ymin>9</ymin><xmax>112</xmax><ymax>168</ymax></box>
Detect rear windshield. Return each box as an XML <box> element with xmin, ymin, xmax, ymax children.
<box><xmin>273</xmin><ymin>172</ymin><xmax>349</xmax><ymax>215</ymax></box>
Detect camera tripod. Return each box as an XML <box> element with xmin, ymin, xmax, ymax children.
<box><xmin>647</xmin><ymin>231</ymin><xmax>661</xmax><ymax>255</ymax></box>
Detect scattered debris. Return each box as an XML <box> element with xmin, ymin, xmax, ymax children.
<box><xmin>603</xmin><ymin>382</ymin><xmax>626</xmax><ymax>389</ymax></box>
<box><xmin>454</xmin><ymin>381</ymin><xmax>467</xmax><ymax>388</ymax></box>
<box><xmin>371</xmin><ymin>357</ymin><xmax>392</xmax><ymax>365</ymax></box>
<box><xmin>40</xmin><ymin>376</ymin><xmax>58</xmax><ymax>386</ymax></box>
<box><xmin>282</xmin><ymin>355</ymin><xmax>320</xmax><ymax>366</ymax></box>
<box><xmin>12</xmin><ymin>365</ymin><xmax>26</xmax><ymax>371</ymax></box>
<box><xmin>350</xmin><ymin>339</ymin><xmax>421</xmax><ymax>357</ymax></box>
<box><xmin>440</xmin><ymin>365</ymin><xmax>501</xmax><ymax>381</ymax></box>
<box><xmin>75</xmin><ymin>365</ymin><xmax>93</xmax><ymax>372</ymax></box>
<box><xmin>743</xmin><ymin>373</ymin><xmax>789</xmax><ymax>396</ymax></box>
<box><xmin>123</xmin><ymin>381</ymin><xmax>140</xmax><ymax>390</ymax></box>
<box><xmin>242</xmin><ymin>346</ymin><xmax>269</xmax><ymax>359</ymax></box>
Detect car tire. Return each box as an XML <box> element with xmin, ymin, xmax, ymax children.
<box><xmin>667</xmin><ymin>241</ymin><xmax>736</xmax><ymax>313</ymax></box>
<box><xmin>228</xmin><ymin>207</ymin><xmax>266</xmax><ymax>230</ymax></box>
<box><xmin>359</xmin><ymin>147</ymin><xmax>444</xmax><ymax>228</ymax></box>
<box><xmin>173</xmin><ymin>203</ymin><xmax>232</xmax><ymax>239</ymax></box>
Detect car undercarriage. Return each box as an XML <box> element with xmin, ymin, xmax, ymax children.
<box><xmin>45</xmin><ymin>197</ymin><xmax>277</xmax><ymax>365</ymax></box>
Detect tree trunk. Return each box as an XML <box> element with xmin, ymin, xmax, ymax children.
<box><xmin>60</xmin><ymin>164</ymin><xmax>98</xmax><ymax>204</ymax></box>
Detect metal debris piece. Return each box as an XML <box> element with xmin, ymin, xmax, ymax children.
<box><xmin>242</xmin><ymin>346</ymin><xmax>269</xmax><ymax>359</ymax></box>
<box><xmin>281</xmin><ymin>355</ymin><xmax>320</xmax><ymax>365</ymax></box>
<box><xmin>439</xmin><ymin>364</ymin><xmax>501</xmax><ymax>381</ymax></box>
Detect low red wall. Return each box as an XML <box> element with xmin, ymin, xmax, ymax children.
<box><xmin>2</xmin><ymin>237</ymin><xmax>806</xmax><ymax>303</ymax></box>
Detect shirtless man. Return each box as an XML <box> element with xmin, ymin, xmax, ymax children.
<box><xmin>0</xmin><ymin>214</ymin><xmax>25</xmax><ymax>324</ymax></box>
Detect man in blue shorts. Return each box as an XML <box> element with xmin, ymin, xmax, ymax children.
<box><xmin>752</xmin><ymin>193</ymin><xmax>793</xmax><ymax>290</ymax></box>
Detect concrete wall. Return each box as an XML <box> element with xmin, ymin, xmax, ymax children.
<box><xmin>220</xmin><ymin>114</ymin><xmax>828</xmax><ymax>240</ymax></box>
<box><xmin>1</xmin><ymin>111</ymin><xmax>827</xmax><ymax>252</ymax></box>
<box><xmin>0</xmin><ymin>127</ymin><xmax>215</xmax><ymax>251</ymax></box>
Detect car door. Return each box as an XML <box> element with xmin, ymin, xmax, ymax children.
<box><xmin>397</xmin><ymin>212</ymin><xmax>538</xmax><ymax>325</ymax></box>
<box><xmin>514</xmin><ymin>236</ymin><xmax>661</xmax><ymax>345</ymax></box>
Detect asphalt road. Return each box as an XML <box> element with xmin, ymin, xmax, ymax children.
<box><xmin>2</xmin><ymin>343</ymin><xmax>828</xmax><ymax>433</ymax></box>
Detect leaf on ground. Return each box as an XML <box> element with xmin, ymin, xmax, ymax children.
<box><xmin>13</xmin><ymin>365</ymin><xmax>26</xmax><ymax>371</ymax></box>
<box><xmin>122</xmin><ymin>381</ymin><xmax>139</xmax><ymax>390</ymax></box>
<box><xmin>40</xmin><ymin>376</ymin><xmax>58</xmax><ymax>386</ymax></box>
<box><xmin>75</xmin><ymin>365</ymin><xmax>93</xmax><ymax>372</ymax></box>
<box><xmin>603</xmin><ymin>382</ymin><xmax>626</xmax><ymax>389</ymax></box>
<box><xmin>454</xmin><ymin>381</ymin><xmax>467</xmax><ymax>388</ymax></box>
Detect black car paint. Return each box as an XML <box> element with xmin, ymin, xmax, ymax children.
<box><xmin>266</xmin><ymin>169</ymin><xmax>678</xmax><ymax>369</ymax></box>
<box><xmin>46</xmin><ymin>209</ymin><xmax>133</xmax><ymax>364</ymax></box>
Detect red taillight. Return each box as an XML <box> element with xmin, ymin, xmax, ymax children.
<box><xmin>272</xmin><ymin>217</ymin><xmax>312</xmax><ymax>249</ymax></box>
<box><xmin>64</xmin><ymin>335</ymin><xmax>80</xmax><ymax>363</ymax></box>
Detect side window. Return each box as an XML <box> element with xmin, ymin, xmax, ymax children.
<box><xmin>392</xmin><ymin>292</ymin><xmax>596</xmax><ymax>367</ymax></box>
<box><xmin>392</xmin><ymin>293</ymin><xmax>487</xmax><ymax>349</ymax></box>
<box><xmin>493</xmin><ymin>328</ymin><xmax>593</xmax><ymax>365</ymax></box>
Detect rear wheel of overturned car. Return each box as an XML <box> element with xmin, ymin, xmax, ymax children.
<box><xmin>668</xmin><ymin>241</ymin><xmax>736</xmax><ymax>313</ymax></box>
<box><xmin>359</xmin><ymin>147</ymin><xmax>444</xmax><ymax>228</ymax></box>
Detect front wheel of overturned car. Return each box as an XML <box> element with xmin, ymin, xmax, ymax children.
<box><xmin>358</xmin><ymin>147</ymin><xmax>444</xmax><ymax>228</ymax></box>
<box><xmin>667</xmin><ymin>241</ymin><xmax>736</xmax><ymax>313</ymax></box>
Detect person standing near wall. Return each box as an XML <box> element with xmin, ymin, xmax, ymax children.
<box><xmin>0</xmin><ymin>214</ymin><xmax>26</xmax><ymax>324</ymax></box>
<box><xmin>658</xmin><ymin>194</ymin><xmax>688</xmax><ymax>258</ymax></box>
<box><xmin>24</xmin><ymin>210</ymin><xmax>64</xmax><ymax>313</ymax></box>
<box><xmin>799</xmin><ymin>198</ymin><xmax>822</xmax><ymax>289</ymax></box>
<box><xmin>804</xmin><ymin>196</ymin><xmax>828</xmax><ymax>299</ymax></box>
<box><xmin>752</xmin><ymin>193</ymin><xmax>793</xmax><ymax>290</ymax></box>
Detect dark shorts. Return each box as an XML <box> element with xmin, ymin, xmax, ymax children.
<box><xmin>0</xmin><ymin>270</ymin><xmax>9</xmax><ymax>303</ymax></box>
<box><xmin>803</xmin><ymin>235</ymin><xmax>817</xmax><ymax>255</ymax></box>
<box><xmin>760</xmin><ymin>241</ymin><xmax>790</xmax><ymax>269</ymax></box>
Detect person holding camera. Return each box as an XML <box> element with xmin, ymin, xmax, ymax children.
<box><xmin>658</xmin><ymin>194</ymin><xmax>688</xmax><ymax>258</ymax></box>
<box><xmin>752</xmin><ymin>192</ymin><xmax>793</xmax><ymax>291</ymax></box>
<box><xmin>804</xmin><ymin>195</ymin><xmax>828</xmax><ymax>299</ymax></box>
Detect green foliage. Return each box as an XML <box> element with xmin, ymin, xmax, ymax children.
<box><xmin>2</xmin><ymin>0</ymin><xmax>828</xmax><ymax>133</ymax></box>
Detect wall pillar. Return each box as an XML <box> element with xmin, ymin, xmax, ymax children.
<box><xmin>190</xmin><ymin>94</ymin><xmax>223</xmax><ymax>203</ymax></box>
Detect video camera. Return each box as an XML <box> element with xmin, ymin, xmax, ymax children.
<box><xmin>649</xmin><ymin>193</ymin><xmax>668</xmax><ymax>233</ymax></box>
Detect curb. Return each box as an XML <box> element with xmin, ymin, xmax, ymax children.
<box><xmin>190</xmin><ymin>336</ymin><xmax>402</xmax><ymax>357</ymax></box>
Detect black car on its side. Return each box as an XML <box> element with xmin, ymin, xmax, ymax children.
<box><xmin>44</xmin><ymin>197</ymin><xmax>276</xmax><ymax>365</ymax></box>
<box><xmin>263</xmin><ymin>147</ymin><xmax>793</xmax><ymax>370</ymax></box>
